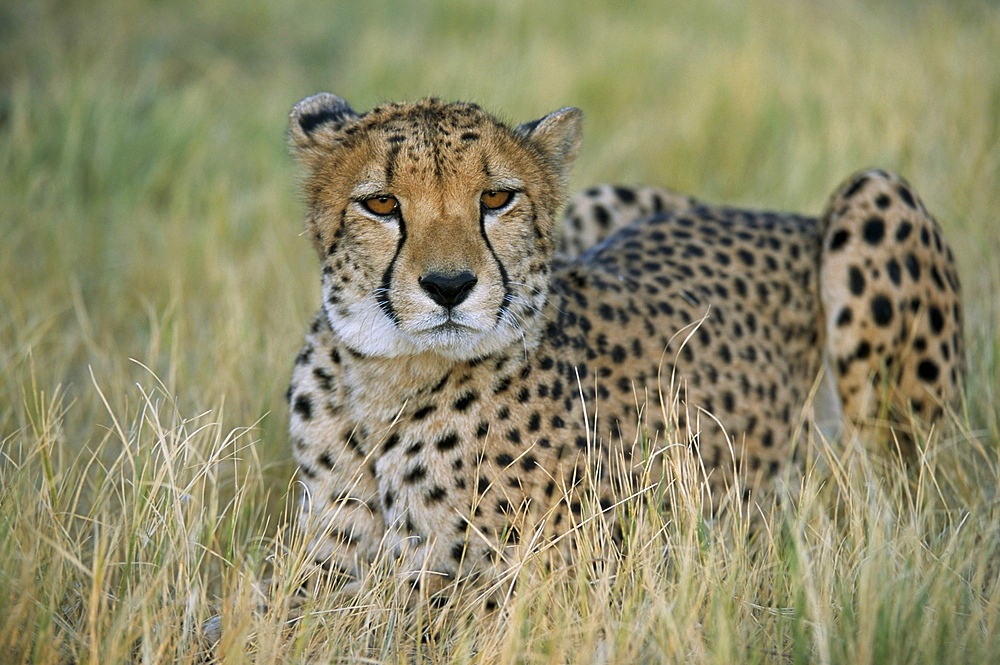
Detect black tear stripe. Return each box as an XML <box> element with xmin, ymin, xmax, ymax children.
<box><xmin>478</xmin><ymin>208</ymin><xmax>512</xmax><ymax>325</ymax></box>
<box><xmin>376</xmin><ymin>213</ymin><xmax>406</xmax><ymax>325</ymax></box>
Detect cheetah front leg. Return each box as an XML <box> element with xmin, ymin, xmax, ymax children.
<box><xmin>818</xmin><ymin>169</ymin><xmax>964</xmax><ymax>455</ymax></box>
<box><xmin>287</xmin><ymin>327</ymin><xmax>387</xmax><ymax>599</ymax></box>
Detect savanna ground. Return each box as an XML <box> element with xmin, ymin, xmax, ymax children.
<box><xmin>2</xmin><ymin>0</ymin><xmax>999</xmax><ymax>663</ymax></box>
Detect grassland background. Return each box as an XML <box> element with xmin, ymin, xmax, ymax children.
<box><xmin>1</xmin><ymin>0</ymin><xmax>999</xmax><ymax>663</ymax></box>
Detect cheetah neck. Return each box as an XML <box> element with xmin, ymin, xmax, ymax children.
<box><xmin>335</xmin><ymin>346</ymin><xmax>506</xmax><ymax>423</ymax></box>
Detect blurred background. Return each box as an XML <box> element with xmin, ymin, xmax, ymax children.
<box><xmin>1</xmin><ymin>0</ymin><xmax>998</xmax><ymax>489</ymax></box>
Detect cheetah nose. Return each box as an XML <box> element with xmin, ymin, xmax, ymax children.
<box><xmin>419</xmin><ymin>270</ymin><xmax>478</xmax><ymax>308</ymax></box>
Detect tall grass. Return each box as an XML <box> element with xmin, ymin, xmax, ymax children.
<box><xmin>1</xmin><ymin>0</ymin><xmax>999</xmax><ymax>662</ymax></box>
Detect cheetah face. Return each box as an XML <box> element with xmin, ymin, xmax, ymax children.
<box><xmin>289</xmin><ymin>94</ymin><xmax>582</xmax><ymax>360</ymax></box>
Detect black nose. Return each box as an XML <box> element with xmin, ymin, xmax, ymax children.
<box><xmin>419</xmin><ymin>270</ymin><xmax>478</xmax><ymax>308</ymax></box>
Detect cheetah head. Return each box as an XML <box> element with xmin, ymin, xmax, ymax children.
<box><xmin>289</xmin><ymin>94</ymin><xmax>582</xmax><ymax>360</ymax></box>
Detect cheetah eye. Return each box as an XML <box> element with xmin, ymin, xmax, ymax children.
<box><xmin>481</xmin><ymin>190</ymin><xmax>514</xmax><ymax>211</ymax></box>
<box><xmin>361</xmin><ymin>196</ymin><xmax>399</xmax><ymax>216</ymax></box>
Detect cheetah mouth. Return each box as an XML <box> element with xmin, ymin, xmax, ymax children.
<box><xmin>419</xmin><ymin>320</ymin><xmax>477</xmax><ymax>337</ymax></box>
<box><xmin>411</xmin><ymin>309</ymin><xmax>492</xmax><ymax>335</ymax></box>
<box><xmin>410</xmin><ymin>317</ymin><xmax>494</xmax><ymax>348</ymax></box>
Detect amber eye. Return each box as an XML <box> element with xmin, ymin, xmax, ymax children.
<box><xmin>481</xmin><ymin>190</ymin><xmax>513</xmax><ymax>210</ymax></box>
<box><xmin>362</xmin><ymin>196</ymin><xmax>399</xmax><ymax>216</ymax></box>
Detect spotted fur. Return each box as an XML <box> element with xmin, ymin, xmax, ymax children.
<box><xmin>284</xmin><ymin>94</ymin><xmax>964</xmax><ymax>604</ymax></box>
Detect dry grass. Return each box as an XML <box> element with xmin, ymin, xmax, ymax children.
<box><xmin>2</xmin><ymin>0</ymin><xmax>999</xmax><ymax>662</ymax></box>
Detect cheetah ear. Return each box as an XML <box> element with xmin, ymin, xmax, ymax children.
<box><xmin>515</xmin><ymin>107</ymin><xmax>584</xmax><ymax>173</ymax></box>
<box><xmin>288</xmin><ymin>93</ymin><xmax>360</xmax><ymax>152</ymax></box>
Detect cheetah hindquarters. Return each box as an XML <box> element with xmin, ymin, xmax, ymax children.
<box><xmin>819</xmin><ymin>169</ymin><xmax>964</xmax><ymax>457</ymax></box>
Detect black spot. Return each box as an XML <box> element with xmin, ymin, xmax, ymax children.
<box><xmin>312</xmin><ymin>367</ymin><xmax>334</xmax><ymax>392</ymax></box>
<box><xmin>718</xmin><ymin>343</ymin><xmax>732</xmax><ymax>363</ymax></box>
<box><xmin>895</xmin><ymin>221</ymin><xmax>913</xmax><ymax>243</ymax></box>
<box><xmin>295</xmin><ymin>347</ymin><xmax>313</xmax><ymax>365</ymax></box>
<box><xmin>429</xmin><ymin>371</ymin><xmax>451</xmax><ymax>394</ymax></box>
<box><xmin>871</xmin><ymin>295</ymin><xmax>893</xmax><ymax>327</ymax></box>
<box><xmin>862</xmin><ymin>217</ymin><xmax>885</xmax><ymax>245</ymax></box>
<box><xmin>875</xmin><ymin>194</ymin><xmax>891</xmax><ymax>210</ymax></box>
<box><xmin>436</xmin><ymin>432</ymin><xmax>460</xmax><ymax>451</ymax></box>
<box><xmin>507</xmin><ymin>429</ymin><xmax>521</xmax><ymax>444</ymax></box>
<box><xmin>843</xmin><ymin>176</ymin><xmax>868</xmax><ymax>198</ymax></box>
<box><xmin>528</xmin><ymin>412</ymin><xmax>541</xmax><ymax>432</ymax></box>
<box><xmin>594</xmin><ymin>205</ymin><xmax>611</xmax><ymax>228</ymax></box>
<box><xmin>521</xmin><ymin>455</ymin><xmax>537</xmax><ymax>471</ymax></box>
<box><xmin>886</xmin><ymin>259</ymin><xmax>902</xmax><ymax>286</ymax></box>
<box><xmin>494</xmin><ymin>376</ymin><xmax>512</xmax><ymax>394</ymax></box>
<box><xmin>917</xmin><ymin>360</ymin><xmax>940</xmax><ymax>382</ymax></box>
<box><xmin>413</xmin><ymin>405</ymin><xmax>436</xmax><ymax>420</ymax></box>
<box><xmin>930</xmin><ymin>265</ymin><xmax>946</xmax><ymax>290</ymax></box>
<box><xmin>836</xmin><ymin>307</ymin><xmax>853</xmax><ymax>327</ymax></box>
<box><xmin>829</xmin><ymin>229</ymin><xmax>850</xmax><ymax>251</ymax></box>
<box><xmin>476</xmin><ymin>422</ymin><xmax>490</xmax><ymax>439</ymax></box>
<box><xmin>318</xmin><ymin>452</ymin><xmax>334</xmax><ymax>469</ymax></box>
<box><xmin>897</xmin><ymin>186</ymin><xmax>917</xmax><ymax>209</ymax></box>
<box><xmin>293</xmin><ymin>394</ymin><xmax>313</xmax><ymax>420</ymax></box>
<box><xmin>426</xmin><ymin>486</ymin><xmax>447</xmax><ymax>503</ymax></box>
<box><xmin>905</xmin><ymin>254</ymin><xmax>920</xmax><ymax>280</ymax></box>
<box><xmin>928</xmin><ymin>305</ymin><xmax>945</xmax><ymax>334</ymax></box>
<box><xmin>856</xmin><ymin>341</ymin><xmax>871</xmax><ymax>359</ymax></box>
<box><xmin>461</xmin><ymin>131</ymin><xmax>480</xmax><ymax>141</ymax></box>
<box><xmin>382</xmin><ymin>433</ymin><xmax>400</xmax><ymax>451</ymax></box>
<box><xmin>610</xmin><ymin>345</ymin><xmax>627</xmax><ymax>363</ymax></box>
<box><xmin>551</xmin><ymin>415</ymin><xmax>566</xmax><ymax>428</ymax></box>
<box><xmin>848</xmin><ymin>266</ymin><xmax>865</xmax><ymax>296</ymax></box>
<box><xmin>614</xmin><ymin>186</ymin><xmax>637</xmax><ymax>204</ymax></box>
<box><xmin>453</xmin><ymin>391</ymin><xmax>478</xmax><ymax>412</ymax></box>
<box><xmin>404</xmin><ymin>465</ymin><xmax>427</xmax><ymax>483</ymax></box>
<box><xmin>737</xmin><ymin>249</ymin><xmax>755</xmax><ymax>266</ymax></box>
<box><xmin>451</xmin><ymin>542</ymin><xmax>466</xmax><ymax>561</ymax></box>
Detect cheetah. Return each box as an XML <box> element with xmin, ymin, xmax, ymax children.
<box><xmin>284</xmin><ymin>93</ymin><xmax>963</xmax><ymax>604</ymax></box>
